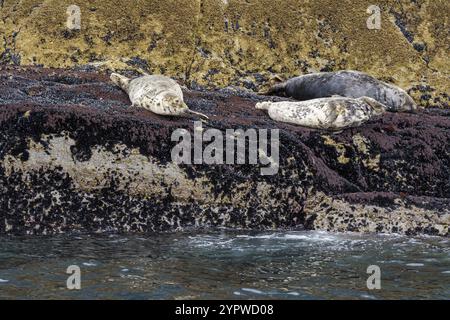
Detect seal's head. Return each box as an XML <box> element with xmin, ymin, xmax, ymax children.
<box><xmin>110</xmin><ymin>73</ymin><xmax>131</xmax><ymax>92</ymax></box>
<box><xmin>161</xmin><ymin>92</ymin><xmax>189</xmax><ymax>115</ymax></box>
<box><xmin>401</xmin><ymin>94</ymin><xmax>419</xmax><ymax>113</ymax></box>
<box><xmin>255</xmin><ymin>101</ymin><xmax>272</xmax><ymax>111</ymax></box>
<box><xmin>385</xmin><ymin>84</ymin><xmax>418</xmax><ymax>113</ymax></box>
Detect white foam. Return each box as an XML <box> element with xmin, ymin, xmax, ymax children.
<box><xmin>283</xmin><ymin>233</ymin><xmax>336</xmax><ymax>241</ymax></box>
<box><xmin>237</xmin><ymin>231</ymin><xmax>338</xmax><ymax>242</ymax></box>
<box><xmin>386</xmin><ymin>260</ymin><xmax>404</xmax><ymax>264</ymax></box>
<box><xmin>246</xmin><ymin>234</ymin><xmax>277</xmax><ymax>239</ymax></box>
<box><xmin>241</xmin><ymin>288</ymin><xmax>264</xmax><ymax>295</ymax></box>
<box><xmin>406</xmin><ymin>263</ymin><xmax>424</xmax><ymax>267</ymax></box>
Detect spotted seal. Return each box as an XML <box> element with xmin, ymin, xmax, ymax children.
<box><xmin>255</xmin><ymin>96</ymin><xmax>387</xmax><ymax>130</ymax></box>
<box><xmin>263</xmin><ymin>70</ymin><xmax>417</xmax><ymax>113</ymax></box>
<box><xmin>111</xmin><ymin>73</ymin><xmax>208</xmax><ymax>119</ymax></box>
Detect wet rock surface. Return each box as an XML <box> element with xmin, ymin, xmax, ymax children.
<box><xmin>0</xmin><ymin>66</ymin><xmax>449</xmax><ymax>236</ymax></box>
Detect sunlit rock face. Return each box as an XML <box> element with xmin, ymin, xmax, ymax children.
<box><xmin>0</xmin><ymin>0</ymin><xmax>448</xmax><ymax>108</ymax></box>
<box><xmin>0</xmin><ymin>67</ymin><xmax>449</xmax><ymax>236</ymax></box>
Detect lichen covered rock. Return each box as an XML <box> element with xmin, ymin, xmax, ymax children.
<box><xmin>0</xmin><ymin>0</ymin><xmax>448</xmax><ymax>108</ymax></box>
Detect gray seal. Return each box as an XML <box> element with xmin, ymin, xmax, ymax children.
<box><xmin>111</xmin><ymin>73</ymin><xmax>208</xmax><ymax>119</ymax></box>
<box><xmin>255</xmin><ymin>96</ymin><xmax>387</xmax><ymax>130</ymax></box>
<box><xmin>263</xmin><ymin>70</ymin><xmax>417</xmax><ymax>113</ymax></box>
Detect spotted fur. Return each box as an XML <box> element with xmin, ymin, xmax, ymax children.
<box><xmin>111</xmin><ymin>73</ymin><xmax>208</xmax><ymax>119</ymax></box>
<box><xmin>256</xmin><ymin>96</ymin><xmax>387</xmax><ymax>130</ymax></box>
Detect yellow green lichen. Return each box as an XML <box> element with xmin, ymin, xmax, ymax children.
<box><xmin>322</xmin><ymin>135</ymin><xmax>350</xmax><ymax>164</ymax></box>
<box><xmin>0</xmin><ymin>0</ymin><xmax>448</xmax><ymax>106</ymax></box>
<box><xmin>352</xmin><ymin>134</ymin><xmax>380</xmax><ymax>171</ymax></box>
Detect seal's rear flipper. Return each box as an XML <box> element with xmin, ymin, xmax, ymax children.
<box><xmin>258</xmin><ymin>82</ymin><xmax>287</xmax><ymax>96</ymax></box>
<box><xmin>110</xmin><ymin>73</ymin><xmax>131</xmax><ymax>93</ymax></box>
<box><xmin>258</xmin><ymin>75</ymin><xmax>286</xmax><ymax>96</ymax></box>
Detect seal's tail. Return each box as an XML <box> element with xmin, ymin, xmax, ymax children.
<box><xmin>110</xmin><ymin>73</ymin><xmax>131</xmax><ymax>93</ymax></box>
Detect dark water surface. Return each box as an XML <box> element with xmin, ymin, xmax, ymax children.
<box><xmin>0</xmin><ymin>230</ymin><xmax>449</xmax><ymax>299</ymax></box>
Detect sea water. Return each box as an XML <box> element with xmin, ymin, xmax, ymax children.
<box><xmin>0</xmin><ymin>230</ymin><xmax>448</xmax><ymax>299</ymax></box>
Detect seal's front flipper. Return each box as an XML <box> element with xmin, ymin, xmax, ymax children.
<box><xmin>186</xmin><ymin>109</ymin><xmax>209</xmax><ymax>120</ymax></box>
<box><xmin>272</xmin><ymin>75</ymin><xmax>284</xmax><ymax>83</ymax></box>
<box><xmin>359</xmin><ymin>96</ymin><xmax>387</xmax><ymax>115</ymax></box>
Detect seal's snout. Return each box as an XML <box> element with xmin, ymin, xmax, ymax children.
<box><xmin>403</xmin><ymin>95</ymin><xmax>419</xmax><ymax>113</ymax></box>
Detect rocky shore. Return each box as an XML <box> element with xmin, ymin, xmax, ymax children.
<box><xmin>0</xmin><ymin>66</ymin><xmax>449</xmax><ymax>236</ymax></box>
